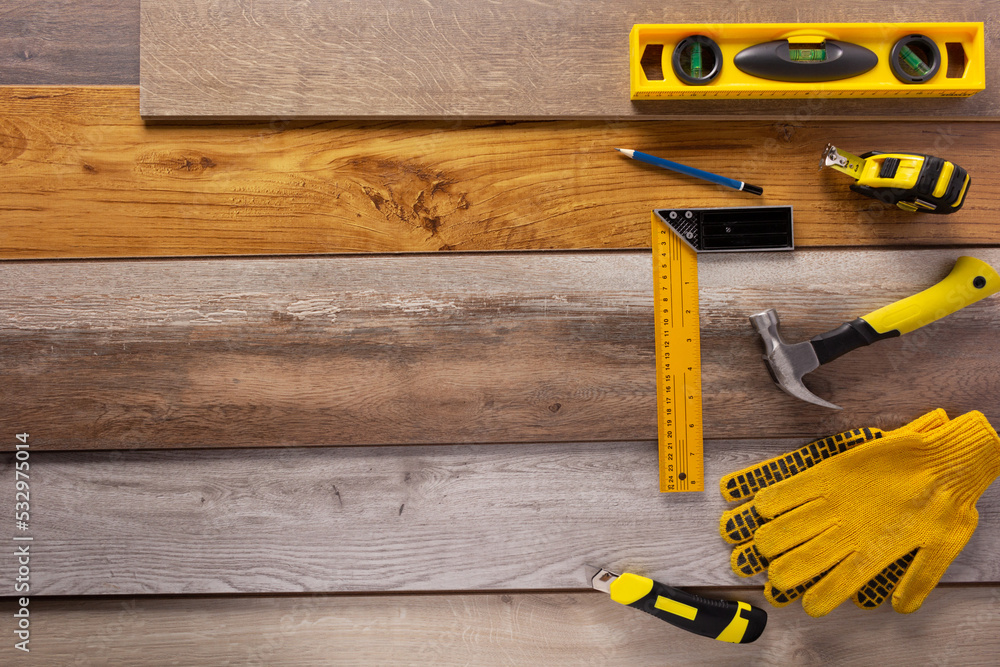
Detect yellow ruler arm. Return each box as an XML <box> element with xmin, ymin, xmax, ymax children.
<box><xmin>651</xmin><ymin>213</ymin><xmax>704</xmax><ymax>493</ymax></box>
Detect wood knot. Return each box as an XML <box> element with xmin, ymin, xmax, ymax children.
<box><xmin>548</xmin><ymin>403</ymin><xmax>562</xmax><ymax>413</ymax></box>
<box><xmin>773</xmin><ymin>123</ymin><xmax>797</xmax><ymax>142</ymax></box>
<box><xmin>180</xmin><ymin>156</ymin><xmax>216</xmax><ymax>171</ymax></box>
<box><xmin>0</xmin><ymin>120</ymin><xmax>28</xmax><ymax>165</ymax></box>
<box><xmin>349</xmin><ymin>157</ymin><xmax>465</xmax><ymax>238</ymax></box>
<box><xmin>136</xmin><ymin>152</ymin><xmax>218</xmax><ymax>177</ymax></box>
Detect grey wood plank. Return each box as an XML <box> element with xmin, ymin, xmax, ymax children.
<box><xmin>0</xmin><ymin>0</ymin><xmax>138</xmax><ymax>85</ymax></box>
<box><xmin>2</xmin><ymin>249</ymin><xmax>999</xmax><ymax>449</ymax></box>
<box><xmin>5</xmin><ymin>587</ymin><xmax>1000</xmax><ymax>665</ymax></box>
<box><xmin>1</xmin><ymin>437</ymin><xmax>998</xmax><ymax>596</ymax></box>
<box><xmin>140</xmin><ymin>0</ymin><xmax>1000</xmax><ymax>119</ymax></box>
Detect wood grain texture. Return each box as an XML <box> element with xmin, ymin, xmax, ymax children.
<box><xmin>0</xmin><ymin>0</ymin><xmax>138</xmax><ymax>85</ymax></box>
<box><xmin>4</xmin><ymin>587</ymin><xmax>999</xmax><ymax>665</ymax></box>
<box><xmin>3</xmin><ymin>249</ymin><xmax>999</xmax><ymax>450</ymax></box>
<box><xmin>1</xmin><ymin>439</ymin><xmax>998</xmax><ymax>595</ymax></box>
<box><xmin>3</xmin><ymin>88</ymin><xmax>1000</xmax><ymax>259</ymax></box>
<box><xmin>140</xmin><ymin>0</ymin><xmax>1000</xmax><ymax>119</ymax></box>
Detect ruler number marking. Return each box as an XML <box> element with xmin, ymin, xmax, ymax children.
<box><xmin>654</xmin><ymin>218</ymin><xmax>703</xmax><ymax>492</ymax></box>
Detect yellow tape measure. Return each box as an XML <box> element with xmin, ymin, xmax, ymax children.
<box><xmin>651</xmin><ymin>213</ymin><xmax>704</xmax><ymax>493</ymax></box>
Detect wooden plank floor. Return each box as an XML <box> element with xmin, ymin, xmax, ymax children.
<box><xmin>140</xmin><ymin>0</ymin><xmax>1000</xmax><ymax>119</ymax></box>
<box><xmin>4</xmin><ymin>588</ymin><xmax>999</xmax><ymax>666</ymax></box>
<box><xmin>4</xmin><ymin>2</ymin><xmax>1000</xmax><ymax>662</ymax></box>
<box><xmin>3</xmin><ymin>249</ymin><xmax>998</xmax><ymax>450</ymax></box>
<box><xmin>3</xmin><ymin>88</ymin><xmax>1000</xmax><ymax>259</ymax></box>
<box><xmin>2</xmin><ymin>438</ymin><xmax>997</xmax><ymax>596</ymax></box>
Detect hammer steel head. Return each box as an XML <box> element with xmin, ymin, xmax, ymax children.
<box><xmin>749</xmin><ymin>309</ymin><xmax>842</xmax><ymax>410</ymax></box>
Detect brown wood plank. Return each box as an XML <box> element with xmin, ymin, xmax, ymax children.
<box><xmin>3</xmin><ymin>88</ymin><xmax>1000</xmax><ymax>259</ymax></box>
<box><xmin>3</xmin><ymin>249</ymin><xmax>999</xmax><ymax>450</ymax></box>
<box><xmin>0</xmin><ymin>1</ymin><xmax>138</xmax><ymax>85</ymax></box>
<box><xmin>4</xmin><ymin>587</ymin><xmax>999</xmax><ymax>665</ymax></box>
<box><xmin>2</xmin><ymin>439</ymin><xmax>998</xmax><ymax>595</ymax></box>
<box><xmin>140</xmin><ymin>1</ymin><xmax>1000</xmax><ymax>119</ymax></box>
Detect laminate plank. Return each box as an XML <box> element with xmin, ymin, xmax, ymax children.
<box><xmin>140</xmin><ymin>0</ymin><xmax>1000</xmax><ymax>119</ymax></box>
<box><xmin>3</xmin><ymin>249</ymin><xmax>999</xmax><ymax>450</ymax></box>
<box><xmin>1</xmin><ymin>439</ymin><xmax>998</xmax><ymax>595</ymax></box>
<box><xmin>3</xmin><ymin>88</ymin><xmax>1000</xmax><ymax>259</ymax></box>
<box><xmin>0</xmin><ymin>1</ymin><xmax>138</xmax><ymax>85</ymax></box>
<box><xmin>4</xmin><ymin>587</ymin><xmax>999</xmax><ymax>665</ymax></box>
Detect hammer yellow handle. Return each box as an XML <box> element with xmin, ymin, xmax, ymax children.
<box><xmin>862</xmin><ymin>256</ymin><xmax>1000</xmax><ymax>335</ymax></box>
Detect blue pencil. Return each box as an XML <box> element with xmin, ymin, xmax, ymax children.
<box><xmin>616</xmin><ymin>148</ymin><xmax>763</xmax><ymax>196</ymax></box>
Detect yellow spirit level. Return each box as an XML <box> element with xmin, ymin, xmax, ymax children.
<box><xmin>630</xmin><ymin>23</ymin><xmax>984</xmax><ymax>99</ymax></box>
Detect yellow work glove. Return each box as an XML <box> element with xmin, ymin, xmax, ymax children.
<box><xmin>720</xmin><ymin>410</ymin><xmax>949</xmax><ymax>610</ymax></box>
<box><xmin>752</xmin><ymin>411</ymin><xmax>1000</xmax><ymax>617</ymax></box>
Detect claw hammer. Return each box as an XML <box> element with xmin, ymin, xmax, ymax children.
<box><xmin>750</xmin><ymin>256</ymin><xmax>1000</xmax><ymax>409</ymax></box>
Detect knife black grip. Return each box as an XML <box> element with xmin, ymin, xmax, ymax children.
<box><xmin>610</xmin><ymin>573</ymin><xmax>766</xmax><ymax>643</ymax></box>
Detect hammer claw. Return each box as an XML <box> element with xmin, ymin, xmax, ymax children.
<box><xmin>763</xmin><ymin>356</ymin><xmax>843</xmax><ymax>410</ymax></box>
<box><xmin>751</xmin><ymin>309</ymin><xmax>842</xmax><ymax>410</ymax></box>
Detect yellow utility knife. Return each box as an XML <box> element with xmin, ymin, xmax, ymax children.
<box><xmin>588</xmin><ymin>567</ymin><xmax>767</xmax><ymax>644</ymax></box>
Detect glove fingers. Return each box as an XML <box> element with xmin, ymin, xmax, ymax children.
<box><xmin>719</xmin><ymin>410</ymin><xmax>947</xmax><ymax>504</ymax></box>
<box><xmin>800</xmin><ymin>551</ymin><xmax>897</xmax><ymax>617</ymax></box>
<box><xmin>731</xmin><ymin>541</ymin><xmax>769</xmax><ymax>578</ymax></box>
<box><xmin>763</xmin><ymin>574</ymin><xmax>820</xmax><ymax>607</ymax></box>
<box><xmin>853</xmin><ymin>549</ymin><xmax>918</xmax><ymax>610</ymax></box>
<box><xmin>892</xmin><ymin>538</ymin><xmax>971</xmax><ymax>614</ymax></box>
<box><xmin>754</xmin><ymin>497</ymin><xmax>831</xmax><ymax>558</ymax></box>
<box><xmin>767</xmin><ymin>559</ymin><xmax>913</xmax><ymax>611</ymax></box>
<box><xmin>904</xmin><ymin>408</ymin><xmax>950</xmax><ymax>434</ymax></box>
<box><xmin>720</xmin><ymin>501</ymin><xmax>766</xmax><ymax>545</ymax></box>
<box><xmin>719</xmin><ymin>427</ymin><xmax>884</xmax><ymax>502</ymax></box>
<box><xmin>765</xmin><ymin>525</ymin><xmax>852</xmax><ymax>592</ymax></box>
